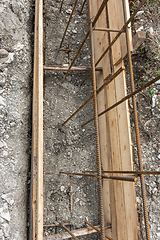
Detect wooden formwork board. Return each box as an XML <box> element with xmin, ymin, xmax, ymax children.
<box><xmin>30</xmin><ymin>0</ymin><xmax>43</xmax><ymax>239</ymax></box>
<box><xmin>91</xmin><ymin>0</ymin><xmax>138</xmax><ymax>239</ymax></box>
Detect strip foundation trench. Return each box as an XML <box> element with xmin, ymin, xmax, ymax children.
<box><xmin>30</xmin><ymin>0</ymin><xmax>160</xmax><ymax>239</ymax></box>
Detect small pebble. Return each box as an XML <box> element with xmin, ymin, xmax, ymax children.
<box><xmin>0</xmin><ymin>49</ymin><xmax>9</xmax><ymax>58</ymax></box>
<box><xmin>61</xmin><ymin>186</ymin><xmax>65</xmax><ymax>192</ymax></box>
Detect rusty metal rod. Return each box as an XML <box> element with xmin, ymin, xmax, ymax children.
<box><xmin>93</xmin><ymin>27</ymin><xmax>125</xmax><ymax>33</ymax></box>
<box><xmin>81</xmin><ymin>74</ymin><xmax>160</xmax><ymax>127</ymax></box>
<box><xmin>62</xmin><ymin>67</ymin><xmax>124</xmax><ymax>126</ymax></box>
<box><xmin>70</xmin><ymin>176</ymin><xmax>73</xmax><ymax>212</ymax></box>
<box><xmin>88</xmin><ymin>0</ymin><xmax>105</xmax><ymax>238</ymax></box>
<box><xmin>83</xmin><ymin>170</ymin><xmax>160</xmax><ymax>175</ymax></box>
<box><xmin>85</xmin><ymin>220</ymin><xmax>113</xmax><ymax>240</ymax></box>
<box><xmin>80</xmin><ymin>71</ymin><xmax>91</xmax><ymax>85</ymax></box>
<box><xmin>60</xmin><ymin>0</ymin><xmax>79</xmax><ymax>48</ymax></box>
<box><xmin>123</xmin><ymin>0</ymin><xmax>151</xmax><ymax>239</ymax></box>
<box><xmin>59</xmin><ymin>172</ymin><xmax>138</xmax><ymax>182</ymax></box>
<box><xmin>59</xmin><ymin>222</ymin><xmax>79</xmax><ymax>240</ymax></box>
<box><xmin>61</xmin><ymin>0</ymin><xmax>109</xmax><ymax>84</ymax></box>
<box><xmin>104</xmin><ymin>176</ymin><xmax>137</xmax><ymax>182</ymax></box>
<box><xmin>79</xmin><ymin>0</ymin><xmax>87</xmax><ymax>15</ymax></box>
<box><xmin>43</xmin><ymin>65</ymin><xmax>102</xmax><ymax>71</ymax></box>
<box><xmin>43</xmin><ymin>223</ymin><xmax>71</xmax><ymax>227</ymax></box>
<box><xmin>60</xmin><ymin>48</ymin><xmax>76</xmax><ymax>52</ymax></box>
<box><xmin>80</xmin><ymin>0</ymin><xmax>148</xmax><ymax>85</ymax></box>
<box><xmin>59</xmin><ymin>0</ymin><xmax>64</xmax><ymax>13</ymax></box>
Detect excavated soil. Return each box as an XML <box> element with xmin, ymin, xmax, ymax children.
<box><xmin>0</xmin><ymin>0</ymin><xmax>159</xmax><ymax>239</ymax></box>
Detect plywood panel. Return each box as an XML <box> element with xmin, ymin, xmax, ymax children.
<box><xmin>91</xmin><ymin>0</ymin><xmax>138</xmax><ymax>239</ymax></box>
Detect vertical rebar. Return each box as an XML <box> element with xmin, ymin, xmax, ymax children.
<box><xmin>87</xmin><ymin>0</ymin><xmax>105</xmax><ymax>239</ymax></box>
<box><xmin>122</xmin><ymin>0</ymin><xmax>151</xmax><ymax>239</ymax></box>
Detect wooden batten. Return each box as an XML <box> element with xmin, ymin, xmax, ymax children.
<box><xmin>37</xmin><ymin>0</ymin><xmax>43</xmax><ymax>238</ymax></box>
<box><xmin>43</xmin><ymin>225</ymin><xmax>105</xmax><ymax>239</ymax></box>
<box><xmin>30</xmin><ymin>0</ymin><xmax>43</xmax><ymax>239</ymax></box>
<box><xmin>91</xmin><ymin>0</ymin><xmax>112</xmax><ymax>238</ymax></box>
<box><xmin>91</xmin><ymin>0</ymin><xmax>138</xmax><ymax>239</ymax></box>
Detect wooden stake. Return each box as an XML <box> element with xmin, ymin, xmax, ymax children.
<box><xmin>37</xmin><ymin>0</ymin><xmax>43</xmax><ymax>238</ymax></box>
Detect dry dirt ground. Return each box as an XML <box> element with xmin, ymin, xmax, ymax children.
<box><xmin>0</xmin><ymin>0</ymin><xmax>159</xmax><ymax>239</ymax></box>
<box><xmin>0</xmin><ymin>0</ymin><xmax>33</xmax><ymax>239</ymax></box>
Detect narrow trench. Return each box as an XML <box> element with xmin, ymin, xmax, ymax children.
<box><xmin>30</xmin><ymin>0</ymin><xmax>160</xmax><ymax>239</ymax></box>
<box><xmin>43</xmin><ymin>0</ymin><xmax>100</xmax><ymax>238</ymax></box>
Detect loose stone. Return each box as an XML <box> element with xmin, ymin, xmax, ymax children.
<box><xmin>0</xmin><ymin>49</ymin><xmax>9</xmax><ymax>59</ymax></box>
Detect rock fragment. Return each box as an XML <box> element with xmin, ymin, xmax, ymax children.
<box><xmin>61</xmin><ymin>186</ymin><xmax>65</xmax><ymax>192</ymax></box>
<box><xmin>0</xmin><ymin>96</ymin><xmax>6</xmax><ymax>107</ymax></box>
<box><xmin>0</xmin><ymin>203</ymin><xmax>10</xmax><ymax>222</ymax></box>
<box><xmin>0</xmin><ymin>75</ymin><xmax>6</xmax><ymax>86</ymax></box>
<box><xmin>0</xmin><ymin>49</ymin><xmax>9</xmax><ymax>58</ymax></box>
<box><xmin>0</xmin><ymin>141</ymin><xmax>4</xmax><ymax>148</ymax></box>
<box><xmin>2</xmin><ymin>223</ymin><xmax>10</xmax><ymax>238</ymax></box>
<box><xmin>1</xmin><ymin>193</ymin><xmax>14</xmax><ymax>205</ymax></box>
<box><xmin>0</xmin><ymin>229</ymin><xmax>4</xmax><ymax>240</ymax></box>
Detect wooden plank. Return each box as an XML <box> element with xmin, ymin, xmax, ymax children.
<box><xmin>132</xmin><ymin>31</ymin><xmax>146</xmax><ymax>51</ymax></box>
<box><xmin>90</xmin><ymin>0</ymin><xmax>138</xmax><ymax>239</ymax></box>
<box><xmin>37</xmin><ymin>0</ymin><xmax>43</xmax><ymax>238</ymax></box>
<box><xmin>106</xmin><ymin>0</ymin><xmax>138</xmax><ymax>239</ymax></box>
<box><xmin>43</xmin><ymin>65</ymin><xmax>102</xmax><ymax>71</ymax></box>
<box><xmin>91</xmin><ymin>0</ymin><xmax>112</xmax><ymax>238</ymax></box>
<box><xmin>43</xmin><ymin>225</ymin><xmax>104</xmax><ymax>240</ymax></box>
<box><xmin>107</xmin><ymin>0</ymin><xmax>121</xmax><ymax>65</ymax></box>
<box><xmin>30</xmin><ymin>0</ymin><xmax>39</xmax><ymax>238</ymax></box>
<box><xmin>114</xmin><ymin>62</ymin><xmax>138</xmax><ymax>240</ymax></box>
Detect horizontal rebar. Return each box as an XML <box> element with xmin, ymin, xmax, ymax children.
<box><xmin>81</xmin><ymin>74</ymin><xmax>160</xmax><ymax>127</ymax></box>
<box><xmin>43</xmin><ymin>65</ymin><xmax>102</xmax><ymax>71</ymax></box>
<box><xmin>60</xmin><ymin>48</ymin><xmax>76</xmax><ymax>52</ymax></box>
<box><xmin>61</xmin><ymin>0</ymin><xmax>109</xmax><ymax>83</ymax></box>
<box><xmin>83</xmin><ymin>170</ymin><xmax>160</xmax><ymax>175</ymax></box>
<box><xmin>59</xmin><ymin>171</ymin><xmax>137</xmax><ymax>182</ymax></box>
<box><xmin>43</xmin><ymin>223</ymin><xmax>71</xmax><ymax>227</ymax></box>
<box><xmin>62</xmin><ymin>66</ymin><xmax>125</xmax><ymax>126</ymax></box>
<box><xmin>85</xmin><ymin>221</ymin><xmax>113</xmax><ymax>240</ymax></box>
<box><xmin>93</xmin><ymin>27</ymin><xmax>125</xmax><ymax>33</ymax></box>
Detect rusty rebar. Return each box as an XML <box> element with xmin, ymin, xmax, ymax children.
<box><xmin>60</xmin><ymin>48</ymin><xmax>76</xmax><ymax>52</ymax></box>
<box><xmin>43</xmin><ymin>65</ymin><xmax>102</xmax><ymax>71</ymax></box>
<box><xmin>60</xmin><ymin>0</ymin><xmax>79</xmax><ymax>48</ymax></box>
<box><xmin>43</xmin><ymin>223</ymin><xmax>71</xmax><ymax>227</ymax></box>
<box><xmin>61</xmin><ymin>0</ymin><xmax>109</xmax><ymax>83</ymax></box>
<box><xmin>62</xmin><ymin>67</ymin><xmax>125</xmax><ymax>126</ymax></box>
<box><xmin>80</xmin><ymin>0</ymin><xmax>148</xmax><ymax>85</ymax></box>
<box><xmin>79</xmin><ymin>0</ymin><xmax>87</xmax><ymax>15</ymax></box>
<box><xmin>83</xmin><ymin>170</ymin><xmax>160</xmax><ymax>175</ymax></box>
<box><xmin>93</xmin><ymin>27</ymin><xmax>124</xmax><ymax>32</ymax></box>
<box><xmin>59</xmin><ymin>0</ymin><xmax>64</xmax><ymax>13</ymax></box>
<box><xmin>123</xmin><ymin>0</ymin><xmax>151</xmax><ymax>239</ymax></box>
<box><xmin>88</xmin><ymin>0</ymin><xmax>105</xmax><ymax>237</ymax></box>
<box><xmin>81</xmin><ymin>74</ymin><xmax>160</xmax><ymax>127</ymax></box>
<box><xmin>59</xmin><ymin>222</ymin><xmax>79</xmax><ymax>240</ymax></box>
<box><xmin>59</xmin><ymin>171</ymin><xmax>138</xmax><ymax>182</ymax></box>
<box><xmin>85</xmin><ymin>220</ymin><xmax>113</xmax><ymax>240</ymax></box>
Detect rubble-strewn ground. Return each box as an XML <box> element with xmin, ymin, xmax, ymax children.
<box><xmin>0</xmin><ymin>0</ymin><xmax>33</xmax><ymax>239</ymax></box>
<box><xmin>127</xmin><ymin>1</ymin><xmax>160</xmax><ymax>239</ymax></box>
<box><xmin>0</xmin><ymin>0</ymin><xmax>159</xmax><ymax>239</ymax></box>
<box><xmin>43</xmin><ymin>0</ymin><xmax>100</xmax><ymax>238</ymax></box>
